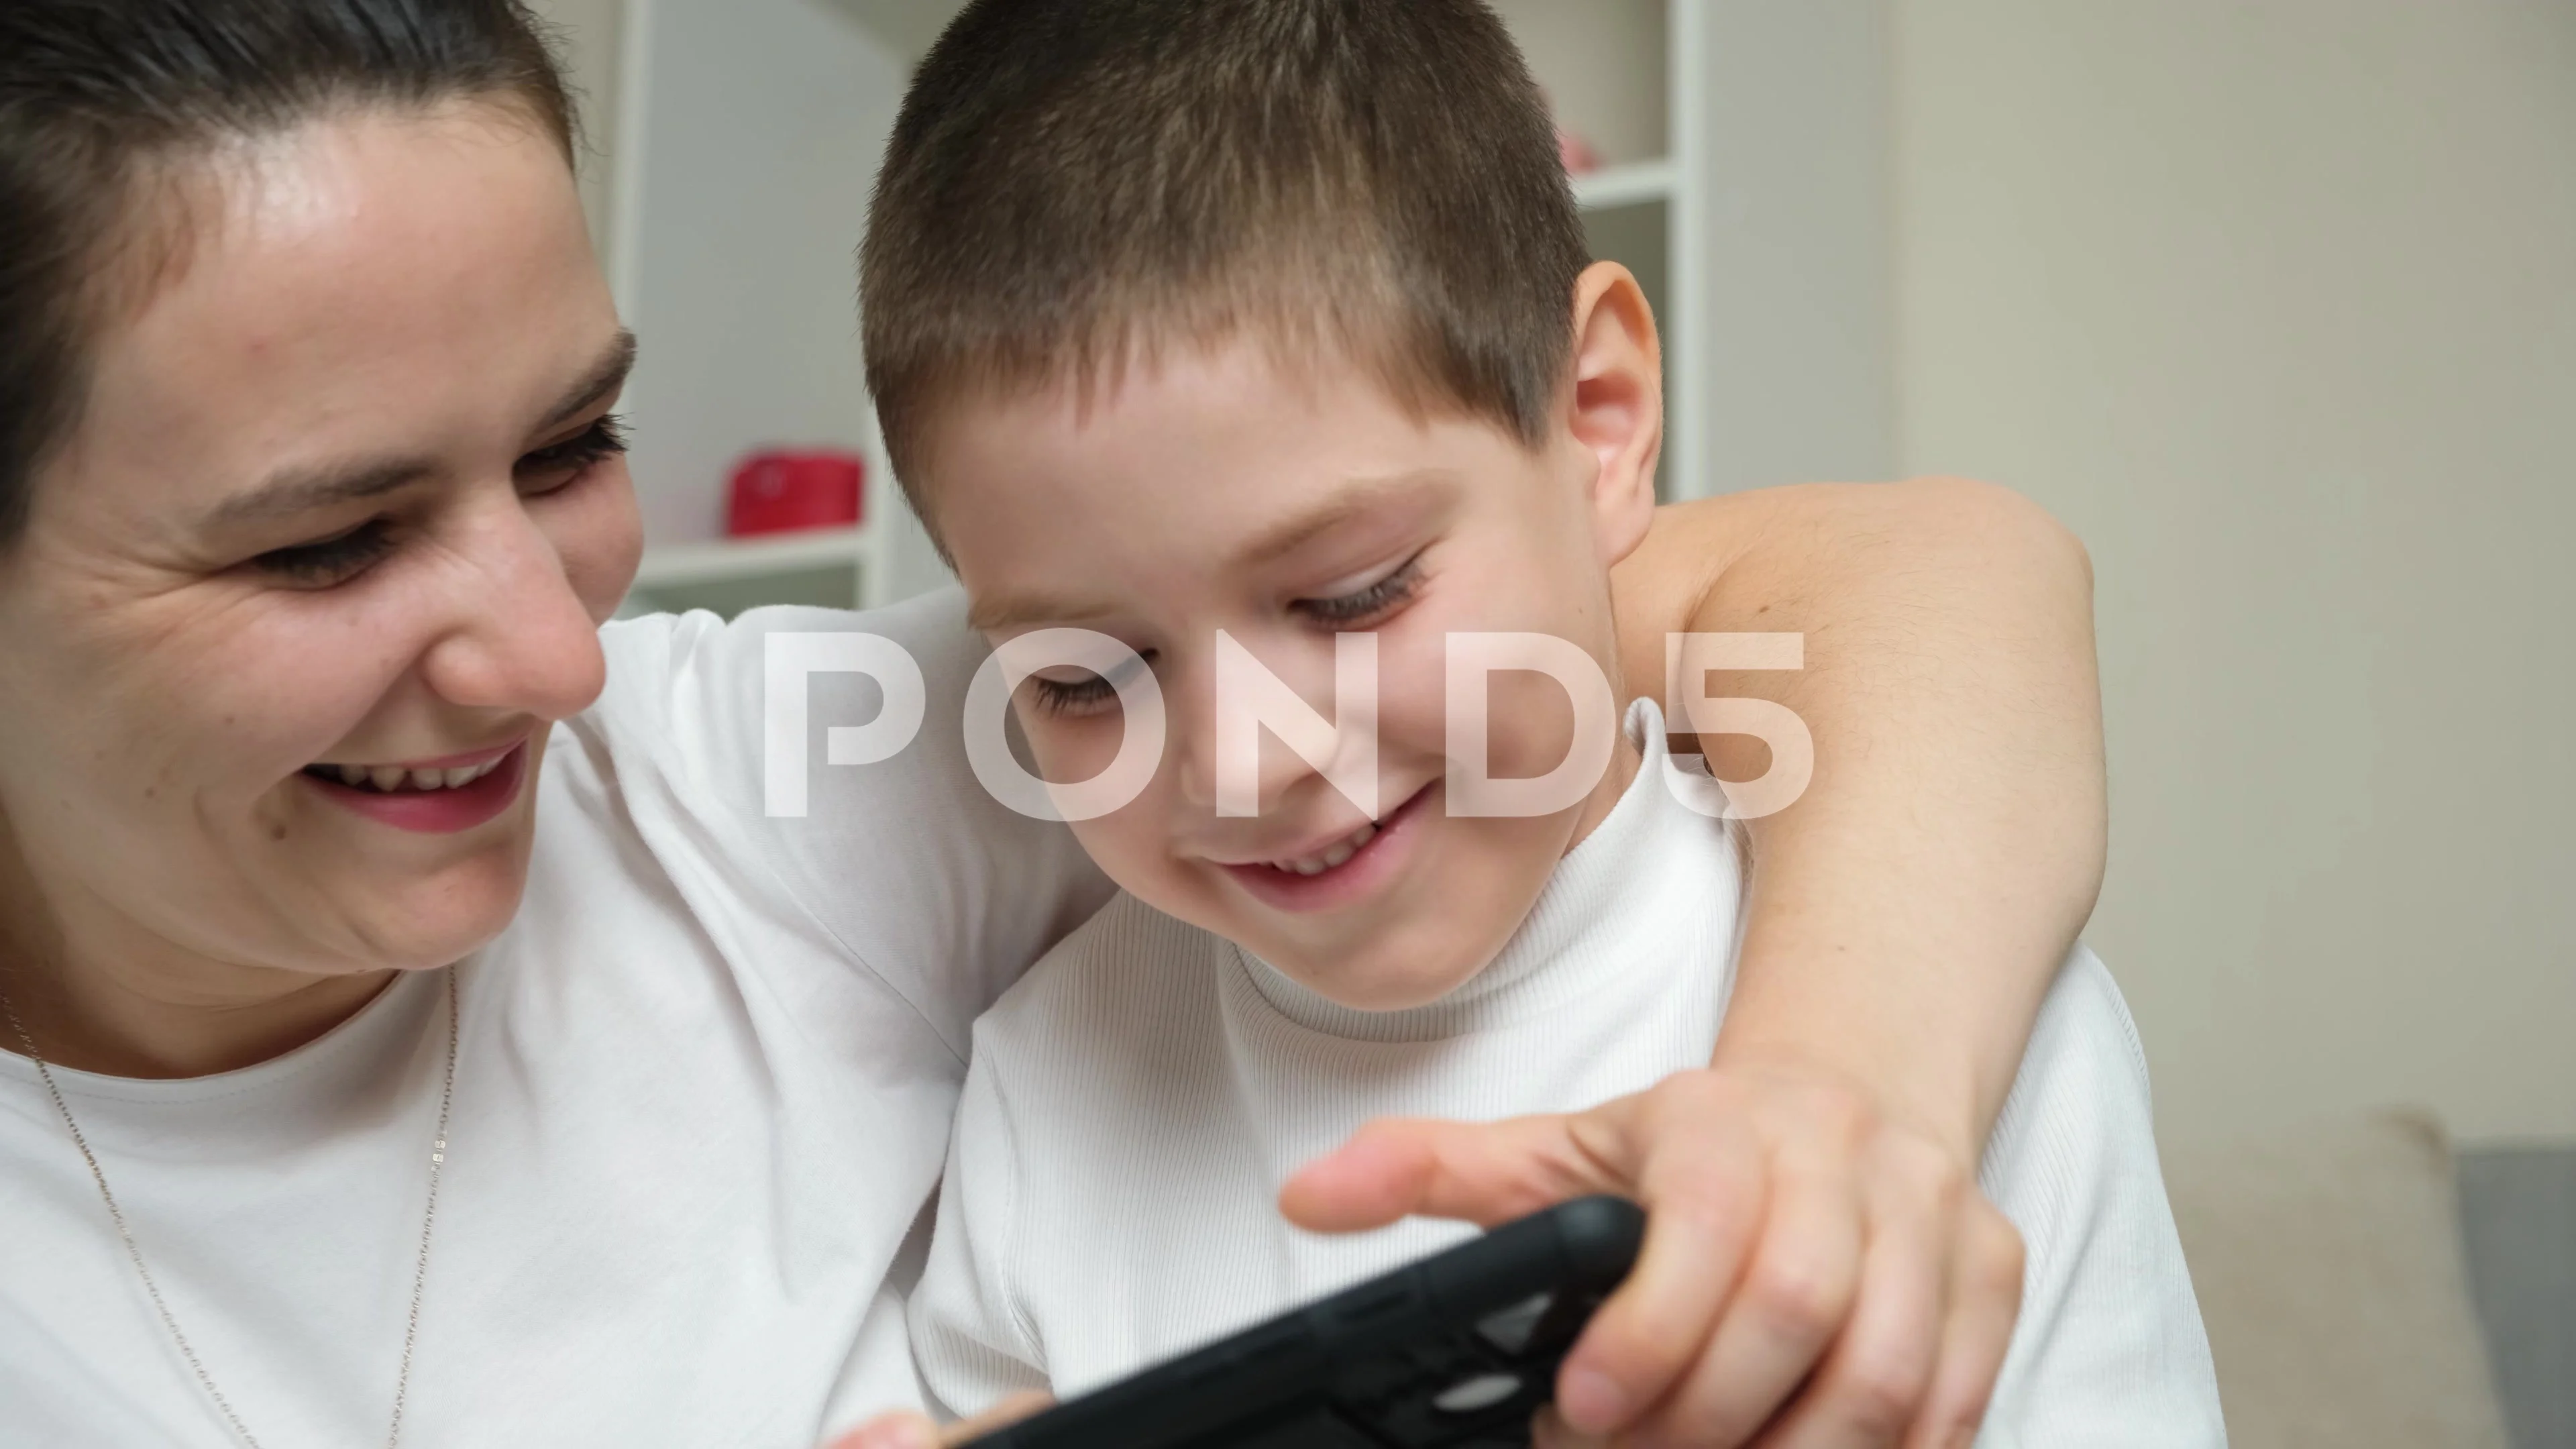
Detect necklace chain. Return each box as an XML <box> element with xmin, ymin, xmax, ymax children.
<box><xmin>2</xmin><ymin>970</ymin><xmax>458</xmax><ymax>1449</ymax></box>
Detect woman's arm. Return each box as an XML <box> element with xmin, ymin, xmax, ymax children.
<box><xmin>1617</xmin><ymin>476</ymin><xmax>2106</xmax><ymax>1150</ymax></box>
<box><xmin>1285</xmin><ymin>476</ymin><xmax>2106</xmax><ymax>1448</ymax></box>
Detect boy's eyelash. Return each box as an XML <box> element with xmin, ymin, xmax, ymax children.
<box><xmin>1026</xmin><ymin>649</ymin><xmax>1157</xmax><ymax>716</ymax></box>
<box><xmin>250</xmin><ymin>519</ymin><xmax>396</xmax><ymax>586</ymax></box>
<box><xmin>1027</xmin><ymin>674</ymin><xmax>1117</xmax><ymax>714</ymax></box>
<box><xmin>1294</xmin><ymin>555</ymin><xmax>1426</xmax><ymax>627</ymax></box>
<box><xmin>1017</xmin><ymin>558</ymin><xmax>1423</xmax><ymax>712</ymax></box>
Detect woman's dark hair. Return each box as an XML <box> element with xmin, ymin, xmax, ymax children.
<box><xmin>0</xmin><ymin>0</ymin><xmax>579</xmax><ymax>547</ymax></box>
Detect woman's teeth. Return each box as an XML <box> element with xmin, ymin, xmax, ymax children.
<box><xmin>1271</xmin><ymin>820</ymin><xmax>1377</xmax><ymax>876</ymax></box>
<box><xmin>321</xmin><ymin>756</ymin><xmax>505</xmax><ymax>793</ymax></box>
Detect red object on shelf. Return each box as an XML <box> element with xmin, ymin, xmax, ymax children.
<box><xmin>725</xmin><ymin>449</ymin><xmax>865</xmax><ymax>537</ymax></box>
<box><xmin>1556</xmin><ymin>125</ymin><xmax>1603</xmax><ymax>177</ymax></box>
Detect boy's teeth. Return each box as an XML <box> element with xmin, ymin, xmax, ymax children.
<box><xmin>369</xmin><ymin>765</ymin><xmax>407</xmax><ymax>792</ymax></box>
<box><xmin>338</xmin><ymin>764</ymin><xmax>369</xmax><ymax>788</ymax></box>
<box><xmin>1271</xmin><ymin>820</ymin><xmax>1380</xmax><ymax>876</ymax></box>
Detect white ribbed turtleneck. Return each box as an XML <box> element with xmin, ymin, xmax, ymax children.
<box><xmin>910</xmin><ymin>701</ymin><xmax>2222</xmax><ymax>1448</ymax></box>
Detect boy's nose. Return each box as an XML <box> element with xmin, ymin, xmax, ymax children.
<box><xmin>1177</xmin><ymin>632</ymin><xmax>1381</xmax><ymax>820</ymax></box>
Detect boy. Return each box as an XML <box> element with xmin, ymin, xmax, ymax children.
<box><xmin>865</xmin><ymin>1</ymin><xmax>2222</xmax><ymax>1442</ymax></box>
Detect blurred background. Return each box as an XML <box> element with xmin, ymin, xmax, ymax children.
<box><xmin>530</xmin><ymin>1</ymin><xmax>2572</xmax><ymax>1442</ymax></box>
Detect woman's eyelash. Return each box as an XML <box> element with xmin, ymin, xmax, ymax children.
<box><xmin>1295</xmin><ymin>555</ymin><xmax>1426</xmax><ymax>627</ymax></box>
<box><xmin>248</xmin><ymin>417</ymin><xmax>629</xmax><ymax>588</ymax></box>
<box><xmin>250</xmin><ymin>519</ymin><xmax>396</xmax><ymax>585</ymax></box>
<box><xmin>521</xmin><ymin>413</ymin><xmax>631</xmax><ymax>477</ymax></box>
<box><xmin>244</xmin><ymin>419</ymin><xmax>627</xmax><ymax>588</ymax></box>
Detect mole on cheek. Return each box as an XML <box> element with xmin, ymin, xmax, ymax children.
<box><xmin>270</xmin><ymin>824</ymin><xmax>288</xmax><ymax>842</ymax></box>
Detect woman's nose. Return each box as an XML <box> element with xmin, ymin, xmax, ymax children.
<box><xmin>415</xmin><ymin>499</ymin><xmax>608</xmax><ymax>722</ymax></box>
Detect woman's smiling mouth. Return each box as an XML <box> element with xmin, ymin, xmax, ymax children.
<box><xmin>298</xmin><ymin>739</ymin><xmax>533</xmax><ymax>833</ymax></box>
<box><xmin>307</xmin><ymin>755</ymin><xmax>510</xmax><ymax>794</ymax></box>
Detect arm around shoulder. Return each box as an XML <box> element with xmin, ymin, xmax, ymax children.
<box><xmin>1611</xmin><ymin>475</ymin><xmax>2106</xmax><ymax>1155</ymax></box>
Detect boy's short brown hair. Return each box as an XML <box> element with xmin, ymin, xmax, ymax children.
<box><xmin>861</xmin><ymin>0</ymin><xmax>1589</xmax><ymax>504</ymax></box>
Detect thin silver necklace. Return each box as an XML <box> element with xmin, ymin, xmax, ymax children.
<box><xmin>1</xmin><ymin>969</ymin><xmax>458</xmax><ymax>1449</ymax></box>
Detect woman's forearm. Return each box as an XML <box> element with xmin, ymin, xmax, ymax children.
<box><xmin>1612</xmin><ymin>476</ymin><xmax>2106</xmax><ymax>1157</ymax></box>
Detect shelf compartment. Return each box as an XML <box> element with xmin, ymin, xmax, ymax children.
<box><xmin>633</xmin><ymin>525</ymin><xmax>872</xmax><ymax>590</ymax></box>
<box><xmin>1571</xmin><ymin>158</ymin><xmax>1675</xmax><ymax>212</ymax></box>
<box><xmin>627</xmin><ymin>561</ymin><xmax>863</xmax><ymax>620</ymax></box>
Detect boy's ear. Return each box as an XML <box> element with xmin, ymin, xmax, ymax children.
<box><xmin>1564</xmin><ymin>260</ymin><xmax>1664</xmax><ymax>569</ymax></box>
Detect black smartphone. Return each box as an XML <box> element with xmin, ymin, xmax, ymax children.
<box><xmin>959</xmin><ymin>1195</ymin><xmax>1645</xmax><ymax>1449</ymax></box>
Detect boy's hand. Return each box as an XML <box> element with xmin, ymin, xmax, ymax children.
<box><xmin>824</xmin><ymin>1393</ymin><xmax>1051</xmax><ymax>1449</ymax></box>
<box><xmin>1280</xmin><ymin>1063</ymin><xmax>2023</xmax><ymax>1448</ymax></box>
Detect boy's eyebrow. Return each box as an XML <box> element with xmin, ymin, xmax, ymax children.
<box><xmin>965</xmin><ymin>472</ymin><xmax>1454</xmax><ymax>633</ymax></box>
<box><xmin>1231</xmin><ymin>471</ymin><xmax>1453</xmax><ymax>569</ymax></box>
<box><xmin>966</xmin><ymin>591</ymin><xmax>1123</xmax><ymax>633</ymax></box>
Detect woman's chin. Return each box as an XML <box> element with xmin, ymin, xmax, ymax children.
<box><xmin>329</xmin><ymin>851</ymin><xmax>535</xmax><ymax>973</ymax></box>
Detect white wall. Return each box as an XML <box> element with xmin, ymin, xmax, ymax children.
<box><xmin>1894</xmin><ymin>0</ymin><xmax>2576</xmax><ymax>1142</ymax></box>
<box><xmin>612</xmin><ymin>0</ymin><xmax>906</xmax><ymax>546</ymax></box>
<box><xmin>1490</xmin><ymin>0</ymin><xmax>1669</xmax><ymax>166</ymax></box>
<box><xmin>1696</xmin><ymin>0</ymin><xmax>1896</xmax><ymax>492</ymax></box>
<box><xmin>525</xmin><ymin>0</ymin><xmax>623</xmax><ymax>246</ymax></box>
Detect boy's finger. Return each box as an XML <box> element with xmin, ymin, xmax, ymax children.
<box><xmin>1632</xmin><ymin>1145</ymin><xmax>1864</xmax><ymax>1447</ymax></box>
<box><xmin>940</xmin><ymin>1393</ymin><xmax>1056</xmax><ymax>1446</ymax></box>
<box><xmin>825</xmin><ymin>1412</ymin><xmax>939</xmax><ymax>1449</ymax></box>
<box><xmin>1551</xmin><ymin>1120</ymin><xmax>1766</xmax><ymax>1436</ymax></box>
<box><xmin>1279</xmin><ymin>1112</ymin><xmax>1609</xmax><ymax>1232</ymax></box>
<box><xmin>1530</xmin><ymin>1403</ymin><xmax>1609</xmax><ymax>1449</ymax></box>
<box><xmin>823</xmin><ymin>1392</ymin><xmax>1054</xmax><ymax>1449</ymax></box>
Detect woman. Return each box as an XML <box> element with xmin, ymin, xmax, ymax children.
<box><xmin>0</xmin><ymin>3</ymin><xmax>2100</xmax><ymax>1446</ymax></box>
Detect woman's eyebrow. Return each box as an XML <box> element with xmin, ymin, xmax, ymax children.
<box><xmin>209</xmin><ymin>456</ymin><xmax>440</xmax><ymax>527</ymax></box>
<box><xmin>533</xmin><ymin>329</ymin><xmax>639</xmax><ymax>434</ymax></box>
<box><xmin>205</xmin><ymin>331</ymin><xmax>641</xmax><ymax>529</ymax></box>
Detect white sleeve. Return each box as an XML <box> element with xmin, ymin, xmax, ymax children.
<box><xmin>592</xmin><ymin>591</ymin><xmax>1114</xmax><ymax>1059</ymax></box>
<box><xmin>1975</xmin><ymin>947</ymin><xmax>2229</xmax><ymax>1449</ymax></box>
<box><xmin>908</xmin><ymin>1036</ymin><xmax>1054</xmax><ymax>1419</ymax></box>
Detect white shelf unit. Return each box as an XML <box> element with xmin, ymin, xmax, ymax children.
<box><xmin>622</xmin><ymin>521</ymin><xmax>894</xmax><ymax>617</ymax></box>
<box><xmin>1495</xmin><ymin>0</ymin><xmax>1713</xmax><ymax>502</ymax></box>
<box><xmin>1570</xmin><ymin>158</ymin><xmax>1677</xmax><ymax>211</ymax></box>
<box><xmin>545</xmin><ymin>0</ymin><xmax>933</xmax><ymax>618</ymax></box>
<box><xmin>632</xmin><ymin>524</ymin><xmax>873</xmax><ymax>588</ymax></box>
<box><xmin>1509</xmin><ymin>0</ymin><xmax>1898</xmax><ymax>498</ymax></box>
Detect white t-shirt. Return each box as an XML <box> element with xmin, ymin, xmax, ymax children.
<box><xmin>0</xmin><ymin>592</ymin><xmax>1111</xmax><ymax>1448</ymax></box>
<box><xmin>910</xmin><ymin>703</ymin><xmax>2225</xmax><ymax>1447</ymax></box>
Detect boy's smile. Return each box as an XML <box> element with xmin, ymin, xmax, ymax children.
<box><xmin>923</xmin><ymin>288</ymin><xmax>1662</xmax><ymax>1010</ymax></box>
<box><xmin>1212</xmin><ymin>779</ymin><xmax>1434</xmax><ymax>914</ymax></box>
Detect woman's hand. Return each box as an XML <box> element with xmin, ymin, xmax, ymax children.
<box><xmin>824</xmin><ymin>1393</ymin><xmax>1051</xmax><ymax>1449</ymax></box>
<box><xmin>1280</xmin><ymin>1061</ymin><xmax>2024</xmax><ymax>1448</ymax></box>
